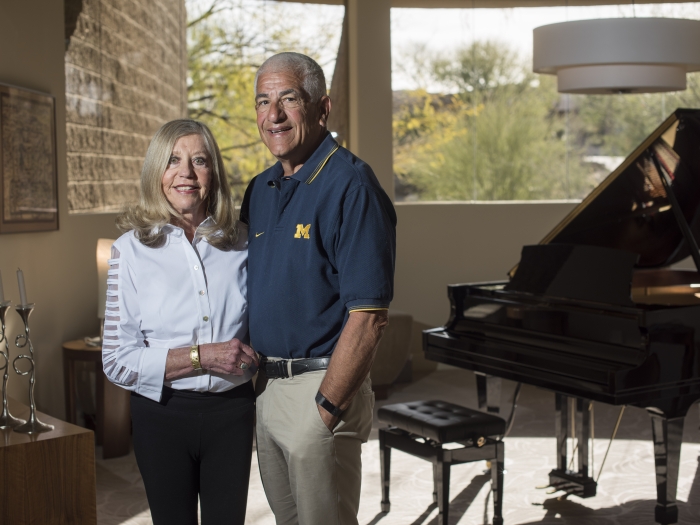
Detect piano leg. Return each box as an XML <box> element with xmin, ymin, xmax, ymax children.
<box><xmin>555</xmin><ymin>393</ymin><xmax>569</xmax><ymax>471</ymax></box>
<box><xmin>476</xmin><ymin>373</ymin><xmax>487</xmax><ymax>410</ymax></box>
<box><xmin>475</xmin><ymin>372</ymin><xmax>501</xmax><ymax>413</ymax></box>
<box><xmin>487</xmin><ymin>376</ymin><xmax>502</xmax><ymax>414</ymax></box>
<box><xmin>577</xmin><ymin>398</ymin><xmax>590</xmax><ymax>479</ymax></box>
<box><xmin>548</xmin><ymin>394</ymin><xmax>597</xmax><ymax>497</ymax></box>
<box><xmin>648</xmin><ymin>411</ymin><xmax>684</xmax><ymax>525</ymax></box>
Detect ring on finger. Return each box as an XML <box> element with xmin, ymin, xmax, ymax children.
<box><xmin>239</xmin><ymin>361</ymin><xmax>249</xmax><ymax>370</ymax></box>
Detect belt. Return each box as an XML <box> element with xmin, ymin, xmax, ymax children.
<box><xmin>261</xmin><ymin>357</ymin><xmax>331</xmax><ymax>379</ymax></box>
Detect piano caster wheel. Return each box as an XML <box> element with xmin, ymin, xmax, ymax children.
<box><xmin>381</xmin><ymin>501</ymin><xmax>390</xmax><ymax>513</ymax></box>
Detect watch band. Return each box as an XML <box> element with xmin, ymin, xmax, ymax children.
<box><xmin>190</xmin><ymin>344</ymin><xmax>202</xmax><ymax>370</ymax></box>
<box><xmin>315</xmin><ymin>391</ymin><xmax>342</xmax><ymax>417</ymax></box>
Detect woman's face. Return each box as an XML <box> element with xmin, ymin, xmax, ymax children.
<box><xmin>162</xmin><ymin>134</ymin><xmax>212</xmax><ymax>219</ymax></box>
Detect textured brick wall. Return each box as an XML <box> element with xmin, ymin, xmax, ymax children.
<box><xmin>65</xmin><ymin>0</ymin><xmax>187</xmax><ymax>213</ymax></box>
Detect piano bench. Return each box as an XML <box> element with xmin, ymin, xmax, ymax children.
<box><xmin>378</xmin><ymin>400</ymin><xmax>506</xmax><ymax>525</ymax></box>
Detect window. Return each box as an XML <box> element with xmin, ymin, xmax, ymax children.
<box><xmin>391</xmin><ymin>3</ymin><xmax>700</xmax><ymax>202</ymax></box>
<box><xmin>187</xmin><ymin>0</ymin><xmax>344</xmax><ymax>200</ymax></box>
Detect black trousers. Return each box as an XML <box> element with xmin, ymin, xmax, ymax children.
<box><xmin>130</xmin><ymin>382</ymin><xmax>255</xmax><ymax>525</ymax></box>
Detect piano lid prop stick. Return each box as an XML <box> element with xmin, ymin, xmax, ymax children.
<box><xmin>570</xmin><ymin>398</ymin><xmax>576</xmax><ymax>471</ymax></box>
<box><xmin>596</xmin><ymin>406</ymin><xmax>625</xmax><ymax>483</ymax></box>
<box><xmin>567</xmin><ymin>444</ymin><xmax>579</xmax><ymax>471</ymax></box>
<box><xmin>650</xmin><ymin>151</ymin><xmax>700</xmax><ymax>272</ymax></box>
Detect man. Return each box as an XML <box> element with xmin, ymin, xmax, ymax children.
<box><xmin>240</xmin><ymin>52</ymin><xmax>396</xmax><ymax>525</ymax></box>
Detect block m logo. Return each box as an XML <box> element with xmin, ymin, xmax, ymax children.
<box><xmin>294</xmin><ymin>224</ymin><xmax>311</xmax><ymax>239</ymax></box>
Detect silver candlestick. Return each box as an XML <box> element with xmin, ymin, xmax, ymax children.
<box><xmin>0</xmin><ymin>301</ymin><xmax>25</xmax><ymax>429</ymax></box>
<box><xmin>12</xmin><ymin>304</ymin><xmax>53</xmax><ymax>434</ymax></box>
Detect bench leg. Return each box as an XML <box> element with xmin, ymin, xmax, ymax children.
<box><xmin>434</xmin><ymin>458</ymin><xmax>451</xmax><ymax>525</ymax></box>
<box><xmin>379</xmin><ymin>429</ymin><xmax>391</xmax><ymax>513</ymax></box>
<box><xmin>432</xmin><ymin>462</ymin><xmax>438</xmax><ymax>503</ymax></box>
<box><xmin>491</xmin><ymin>442</ymin><xmax>505</xmax><ymax>525</ymax></box>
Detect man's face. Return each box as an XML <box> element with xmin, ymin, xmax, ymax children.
<box><xmin>255</xmin><ymin>70</ymin><xmax>329</xmax><ymax>167</ymax></box>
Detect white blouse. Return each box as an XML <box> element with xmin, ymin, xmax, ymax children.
<box><xmin>102</xmin><ymin>219</ymin><xmax>254</xmax><ymax>402</ymax></box>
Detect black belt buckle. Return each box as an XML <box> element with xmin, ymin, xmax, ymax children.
<box><xmin>275</xmin><ymin>360</ymin><xmax>289</xmax><ymax>378</ymax></box>
<box><xmin>262</xmin><ymin>358</ymin><xmax>289</xmax><ymax>379</ymax></box>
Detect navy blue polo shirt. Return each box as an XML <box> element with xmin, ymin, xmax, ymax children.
<box><xmin>240</xmin><ymin>133</ymin><xmax>397</xmax><ymax>359</ymax></box>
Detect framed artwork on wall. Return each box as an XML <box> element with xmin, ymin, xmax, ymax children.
<box><xmin>0</xmin><ymin>83</ymin><xmax>58</xmax><ymax>233</ymax></box>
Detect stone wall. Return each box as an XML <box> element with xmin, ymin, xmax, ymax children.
<box><xmin>65</xmin><ymin>0</ymin><xmax>187</xmax><ymax>213</ymax></box>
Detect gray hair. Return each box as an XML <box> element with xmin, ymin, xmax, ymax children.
<box><xmin>255</xmin><ymin>52</ymin><xmax>326</xmax><ymax>102</ymax></box>
<box><xmin>116</xmin><ymin>119</ymin><xmax>239</xmax><ymax>250</ymax></box>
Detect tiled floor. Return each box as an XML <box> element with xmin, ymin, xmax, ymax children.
<box><xmin>96</xmin><ymin>368</ymin><xmax>700</xmax><ymax>524</ymax></box>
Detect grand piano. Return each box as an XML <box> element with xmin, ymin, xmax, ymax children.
<box><xmin>424</xmin><ymin>108</ymin><xmax>700</xmax><ymax>525</ymax></box>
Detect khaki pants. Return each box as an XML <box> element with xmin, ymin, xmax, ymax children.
<box><xmin>255</xmin><ymin>368</ymin><xmax>374</xmax><ymax>525</ymax></box>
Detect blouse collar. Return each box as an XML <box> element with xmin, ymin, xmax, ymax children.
<box><xmin>160</xmin><ymin>216</ymin><xmax>214</xmax><ymax>243</ymax></box>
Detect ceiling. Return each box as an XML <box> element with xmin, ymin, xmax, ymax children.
<box><xmin>273</xmin><ymin>0</ymin><xmax>695</xmax><ymax>8</ymax></box>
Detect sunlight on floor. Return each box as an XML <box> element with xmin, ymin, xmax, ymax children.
<box><xmin>96</xmin><ymin>370</ymin><xmax>700</xmax><ymax>525</ymax></box>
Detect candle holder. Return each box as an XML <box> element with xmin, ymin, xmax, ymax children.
<box><xmin>0</xmin><ymin>301</ymin><xmax>25</xmax><ymax>429</ymax></box>
<box><xmin>12</xmin><ymin>304</ymin><xmax>53</xmax><ymax>434</ymax></box>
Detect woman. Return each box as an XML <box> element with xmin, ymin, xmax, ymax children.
<box><xmin>102</xmin><ymin>119</ymin><xmax>258</xmax><ymax>525</ymax></box>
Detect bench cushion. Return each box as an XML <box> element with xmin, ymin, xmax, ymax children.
<box><xmin>378</xmin><ymin>400</ymin><xmax>506</xmax><ymax>444</ymax></box>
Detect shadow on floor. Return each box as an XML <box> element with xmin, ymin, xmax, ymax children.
<box><xmin>368</xmin><ymin>454</ymin><xmax>700</xmax><ymax>525</ymax></box>
<box><xmin>520</xmin><ymin>496</ymin><xmax>700</xmax><ymax>525</ymax></box>
<box><xmin>521</xmin><ymin>442</ymin><xmax>700</xmax><ymax>524</ymax></box>
<box><xmin>368</xmin><ymin>473</ymin><xmax>492</xmax><ymax>525</ymax></box>
<box><xmin>95</xmin><ymin>461</ymin><xmax>150</xmax><ymax>523</ymax></box>
<box><xmin>430</xmin><ymin>473</ymin><xmax>491</xmax><ymax>525</ymax></box>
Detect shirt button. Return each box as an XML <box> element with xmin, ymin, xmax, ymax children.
<box><xmin>199</xmin><ymin>290</ymin><xmax>205</xmax><ymax>296</ymax></box>
<box><xmin>203</xmin><ymin>316</ymin><xmax>209</xmax><ymax>322</ymax></box>
<box><xmin>194</xmin><ymin>265</ymin><xmax>199</xmax><ymax>270</ymax></box>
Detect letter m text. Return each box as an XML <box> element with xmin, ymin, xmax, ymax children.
<box><xmin>294</xmin><ymin>224</ymin><xmax>311</xmax><ymax>239</ymax></box>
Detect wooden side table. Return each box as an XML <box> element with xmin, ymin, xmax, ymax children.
<box><xmin>1</xmin><ymin>397</ymin><xmax>96</xmax><ymax>524</ymax></box>
<box><xmin>63</xmin><ymin>339</ymin><xmax>131</xmax><ymax>459</ymax></box>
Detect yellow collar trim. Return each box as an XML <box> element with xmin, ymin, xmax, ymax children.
<box><xmin>305</xmin><ymin>143</ymin><xmax>340</xmax><ymax>185</ymax></box>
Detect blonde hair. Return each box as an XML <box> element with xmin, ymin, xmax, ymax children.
<box><xmin>116</xmin><ymin>119</ymin><xmax>238</xmax><ymax>249</ymax></box>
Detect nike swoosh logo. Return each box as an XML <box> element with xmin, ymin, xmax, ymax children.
<box><xmin>255</xmin><ymin>232</ymin><xmax>264</xmax><ymax>238</ymax></box>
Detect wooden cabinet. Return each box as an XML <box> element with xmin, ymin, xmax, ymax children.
<box><xmin>63</xmin><ymin>339</ymin><xmax>131</xmax><ymax>458</ymax></box>
<box><xmin>0</xmin><ymin>398</ymin><xmax>96</xmax><ymax>525</ymax></box>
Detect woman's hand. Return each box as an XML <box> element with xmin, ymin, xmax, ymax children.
<box><xmin>165</xmin><ymin>339</ymin><xmax>258</xmax><ymax>381</ymax></box>
<box><xmin>199</xmin><ymin>339</ymin><xmax>258</xmax><ymax>376</ymax></box>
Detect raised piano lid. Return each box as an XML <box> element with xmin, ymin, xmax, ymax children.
<box><xmin>508</xmin><ymin>108</ymin><xmax>700</xmax><ymax>305</ymax></box>
<box><xmin>535</xmin><ymin>108</ymin><xmax>700</xmax><ymax>267</ymax></box>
